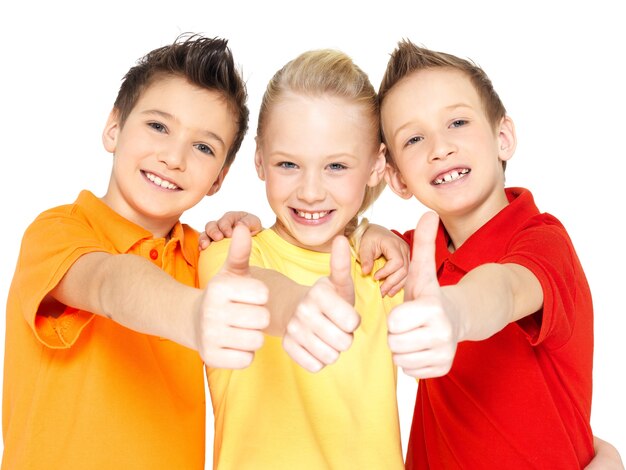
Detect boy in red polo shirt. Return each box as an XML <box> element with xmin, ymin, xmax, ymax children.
<box><xmin>2</xmin><ymin>35</ymin><xmax>270</xmax><ymax>469</ymax></box>
<box><xmin>378</xmin><ymin>40</ymin><xmax>594</xmax><ymax>468</ymax></box>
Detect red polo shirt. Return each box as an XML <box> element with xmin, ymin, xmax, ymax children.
<box><xmin>399</xmin><ymin>188</ymin><xmax>594</xmax><ymax>469</ymax></box>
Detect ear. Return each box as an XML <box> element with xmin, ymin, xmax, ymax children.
<box><xmin>384</xmin><ymin>162</ymin><xmax>413</xmax><ymax>200</ymax></box>
<box><xmin>207</xmin><ymin>165</ymin><xmax>231</xmax><ymax>196</ymax></box>
<box><xmin>497</xmin><ymin>115</ymin><xmax>517</xmax><ymax>163</ymax></box>
<box><xmin>366</xmin><ymin>143</ymin><xmax>387</xmax><ymax>187</ymax></box>
<box><xmin>102</xmin><ymin>108</ymin><xmax>121</xmax><ymax>154</ymax></box>
<box><xmin>254</xmin><ymin>138</ymin><xmax>266</xmax><ymax>181</ymax></box>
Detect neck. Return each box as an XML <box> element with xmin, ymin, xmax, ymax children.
<box><xmin>440</xmin><ymin>191</ymin><xmax>509</xmax><ymax>250</ymax></box>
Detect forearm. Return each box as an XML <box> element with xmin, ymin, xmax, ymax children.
<box><xmin>51</xmin><ymin>252</ymin><xmax>201</xmax><ymax>350</ymax></box>
<box><xmin>444</xmin><ymin>262</ymin><xmax>543</xmax><ymax>342</ymax></box>
<box><xmin>249</xmin><ymin>266</ymin><xmax>309</xmax><ymax>336</ymax></box>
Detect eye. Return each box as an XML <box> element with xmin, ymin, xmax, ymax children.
<box><xmin>148</xmin><ymin>121</ymin><xmax>167</xmax><ymax>133</ymax></box>
<box><xmin>405</xmin><ymin>136</ymin><xmax>423</xmax><ymax>147</ymax></box>
<box><xmin>450</xmin><ymin>119</ymin><xmax>468</xmax><ymax>128</ymax></box>
<box><xmin>195</xmin><ymin>143</ymin><xmax>215</xmax><ymax>156</ymax></box>
<box><xmin>278</xmin><ymin>161</ymin><xmax>298</xmax><ymax>169</ymax></box>
<box><xmin>327</xmin><ymin>162</ymin><xmax>347</xmax><ymax>171</ymax></box>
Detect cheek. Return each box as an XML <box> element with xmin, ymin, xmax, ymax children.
<box><xmin>263</xmin><ymin>174</ymin><xmax>289</xmax><ymax>202</ymax></box>
<box><xmin>193</xmin><ymin>160</ymin><xmax>224</xmax><ymax>191</ymax></box>
<box><xmin>336</xmin><ymin>173</ymin><xmax>369</xmax><ymax>203</ymax></box>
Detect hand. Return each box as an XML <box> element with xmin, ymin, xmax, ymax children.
<box><xmin>387</xmin><ymin>211</ymin><xmax>459</xmax><ymax>378</ymax></box>
<box><xmin>198</xmin><ymin>211</ymin><xmax>262</xmax><ymax>250</ymax></box>
<box><xmin>358</xmin><ymin>223</ymin><xmax>409</xmax><ymax>297</ymax></box>
<box><xmin>585</xmin><ymin>436</ymin><xmax>624</xmax><ymax>470</ymax></box>
<box><xmin>282</xmin><ymin>236</ymin><xmax>359</xmax><ymax>372</ymax></box>
<box><xmin>197</xmin><ymin>224</ymin><xmax>270</xmax><ymax>369</ymax></box>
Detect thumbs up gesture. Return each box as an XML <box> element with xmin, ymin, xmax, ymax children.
<box><xmin>387</xmin><ymin>211</ymin><xmax>459</xmax><ymax>378</ymax></box>
<box><xmin>197</xmin><ymin>224</ymin><xmax>270</xmax><ymax>369</ymax></box>
<box><xmin>282</xmin><ymin>235</ymin><xmax>360</xmax><ymax>373</ymax></box>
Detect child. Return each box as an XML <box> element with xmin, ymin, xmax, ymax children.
<box><xmin>198</xmin><ymin>49</ymin><xmax>405</xmax><ymax>469</ymax></box>
<box><xmin>207</xmin><ymin>43</ymin><xmax>621</xmax><ymax>469</ymax></box>
<box><xmin>2</xmin><ymin>34</ymin><xmax>271</xmax><ymax>469</ymax></box>
<box><xmin>378</xmin><ymin>39</ymin><xmax>594</xmax><ymax>468</ymax></box>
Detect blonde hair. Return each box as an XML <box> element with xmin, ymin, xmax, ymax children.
<box><xmin>257</xmin><ymin>49</ymin><xmax>385</xmax><ymax>236</ymax></box>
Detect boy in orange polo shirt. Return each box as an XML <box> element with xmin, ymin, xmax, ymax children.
<box><xmin>2</xmin><ymin>34</ymin><xmax>270</xmax><ymax>469</ymax></box>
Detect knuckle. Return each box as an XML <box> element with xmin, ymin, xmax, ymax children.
<box><xmin>387</xmin><ymin>314</ymin><xmax>400</xmax><ymax>333</ymax></box>
<box><xmin>338</xmin><ymin>333</ymin><xmax>354</xmax><ymax>352</ymax></box>
<box><xmin>323</xmin><ymin>348</ymin><xmax>340</xmax><ymax>365</ymax></box>
<box><xmin>235</xmin><ymin>352</ymin><xmax>254</xmax><ymax>369</ymax></box>
<box><xmin>307</xmin><ymin>360</ymin><xmax>323</xmax><ymax>373</ymax></box>
<box><xmin>259</xmin><ymin>308</ymin><xmax>271</xmax><ymax>328</ymax></box>
<box><xmin>295</xmin><ymin>302</ymin><xmax>316</xmax><ymax>323</ymax></box>
<box><xmin>250</xmin><ymin>332</ymin><xmax>265</xmax><ymax>350</ymax></box>
<box><xmin>286</xmin><ymin>319</ymin><xmax>301</xmax><ymax>337</ymax></box>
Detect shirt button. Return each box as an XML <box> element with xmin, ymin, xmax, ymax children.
<box><xmin>445</xmin><ymin>261</ymin><xmax>455</xmax><ymax>271</ymax></box>
<box><xmin>149</xmin><ymin>249</ymin><xmax>158</xmax><ymax>260</ymax></box>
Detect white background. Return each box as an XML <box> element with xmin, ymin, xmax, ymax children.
<box><xmin>1</xmin><ymin>0</ymin><xmax>624</xmax><ymax>464</ymax></box>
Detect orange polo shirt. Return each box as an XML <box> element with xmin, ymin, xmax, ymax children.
<box><xmin>2</xmin><ymin>190</ymin><xmax>206</xmax><ymax>469</ymax></box>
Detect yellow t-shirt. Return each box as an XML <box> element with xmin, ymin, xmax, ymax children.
<box><xmin>199</xmin><ymin>229</ymin><xmax>404</xmax><ymax>470</ymax></box>
<box><xmin>2</xmin><ymin>191</ymin><xmax>206</xmax><ymax>470</ymax></box>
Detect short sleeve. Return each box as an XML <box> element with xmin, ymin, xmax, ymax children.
<box><xmin>12</xmin><ymin>210</ymin><xmax>110</xmax><ymax>348</ymax></box>
<box><xmin>501</xmin><ymin>223</ymin><xmax>582</xmax><ymax>349</ymax></box>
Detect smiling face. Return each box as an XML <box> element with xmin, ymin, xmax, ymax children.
<box><xmin>102</xmin><ymin>75</ymin><xmax>237</xmax><ymax>237</ymax></box>
<box><xmin>256</xmin><ymin>92</ymin><xmax>385</xmax><ymax>252</ymax></box>
<box><xmin>382</xmin><ymin>68</ymin><xmax>516</xmax><ymax>232</ymax></box>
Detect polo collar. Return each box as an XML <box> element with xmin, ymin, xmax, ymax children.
<box><xmin>75</xmin><ymin>190</ymin><xmax>196</xmax><ymax>266</ymax></box>
<box><xmin>435</xmin><ymin>188</ymin><xmax>540</xmax><ymax>273</ymax></box>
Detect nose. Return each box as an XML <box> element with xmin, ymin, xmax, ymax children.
<box><xmin>158</xmin><ymin>140</ymin><xmax>187</xmax><ymax>171</ymax></box>
<box><xmin>427</xmin><ymin>132</ymin><xmax>456</xmax><ymax>163</ymax></box>
<box><xmin>297</xmin><ymin>169</ymin><xmax>326</xmax><ymax>203</ymax></box>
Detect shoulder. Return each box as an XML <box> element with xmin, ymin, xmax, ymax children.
<box><xmin>198</xmin><ymin>237</ymin><xmax>233</xmax><ymax>284</ymax></box>
<box><xmin>22</xmin><ymin>200</ymin><xmax>95</xmax><ymax>249</ymax></box>
<box><xmin>198</xmin><ymin>230</ymin><xmax>275</xmax><ymax>285</ymax></box>
<box><xmin>508</xmin><ymin>213</ymin><xmax>574</xmax><ymax>256</ymax></box>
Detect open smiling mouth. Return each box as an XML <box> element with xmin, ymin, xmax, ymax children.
<box><xmin>432</xmin><ymin>168</ymin><xmax>470</xmax><ymax>185</ymax></box>
<box><xmin>143</xmin><ymin>171</ymin><xmax>180</xmax><ymax>190</ymax></box>
<box><xmin>292</xmin><ymin>209</ymin><xmax>332</xmax><ymax>220</ymax></box>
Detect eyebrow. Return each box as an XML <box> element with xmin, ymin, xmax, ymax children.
<box><xmin>389</xmin><ymin>103</ymin><xmax>475</xmax><ymax>140</ymax></box>
<box><xmin>444</xmin><ymin>103</ymin><xmax>474</xmax><ymax>112</ymax></box>
<box><xmin>269</xmin><ymin>150</ymin><xmax>359</xmax><ymax>160</ymax></box>
<box><xmin>142</xmin><ymin>109</ymin><xmax>227</xmax><ymax>149</ymax></box>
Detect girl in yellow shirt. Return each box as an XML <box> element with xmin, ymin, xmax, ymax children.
<box><xmin>199</xmin><ymin>49</ymin><xmax>404</xmax><ymax>470</ymax></box>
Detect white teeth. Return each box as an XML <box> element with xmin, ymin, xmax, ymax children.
<box><xmin>434</xmin><ymin>169</ymin><xmax>469</xmax><ymax>185</ymax></box>
<box><xmin>297</xmin><ymin>210</ymin><xmax>329</xmax><ymax>220</ymax></box>
<box><xmin>145</xmin><ymin>172</ymin><xmax>179</xmax><ymax>190</ymax></box>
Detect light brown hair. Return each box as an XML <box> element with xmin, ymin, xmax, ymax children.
<box><xmin>379</xmin><ymin>39</ymin><xmax>507</xmax><ymax>170</ymax></box>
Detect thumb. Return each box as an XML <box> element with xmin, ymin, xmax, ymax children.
<box><xmin>405</xmin><ymin>211</ymin><xmax>440</xmax><ymax>301</ymax></box>
<box><xmin>221</xmin><ymin>224</ymin><xmax>252</xmax><ymax>276</ymax></box>
<box><xmin>329</xmin><ymin>235</ymin><xmax>355</xmax><ymax>305</ymax></box>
